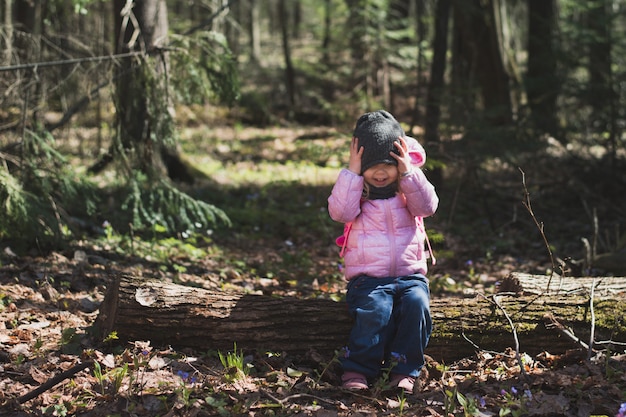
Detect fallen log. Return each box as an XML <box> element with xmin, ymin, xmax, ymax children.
<box><xmin>510</xmin><ymin>272</ymin><xmax>626</xmax><ymax>297</ymax></box>
<box><xmin>96</xmin><ymin>274</ymin><xmax>626</xmax><ymax>362</ymax></box>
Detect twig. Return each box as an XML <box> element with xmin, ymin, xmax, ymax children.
<box><xmin>587</xmin><ymin>279</ymin><xmax>596</xmax><ymax>361</ymax></box>
<box><xmin>594</xmin><ymin>339</ymin><xmax>626</xmax><ymax>347</ymax></box>
<box><xmin>184</xmin><ymin>0</ymin><xmax>240</xmax><ymax>36</ymax></box>
<box><xmin>17</xmin><ymin>360</ymin><xmax>93</xmax><ymax>404</ymax></box>
<box><xmin>482</xmin><ymin>294</ymin><xmax>527</xmax><ymax>379</ymax></box>
<box><xmin>0</xmin><ymin>52</ymin><xmax>142</xmax><ymax>73</ymax></box>
<box><xmin>543</xmin><ymin>313</ymin><xmax>589</xmax><ymax>350</ymax></box>
<box><xmin>519</xmin><ymin>168</ymin><xmax>557</xmax><ymax>291</ymax></box>
<box><xmin>259</xmin><ymin>389</ymin><xmax>348</xmax><ymax>407</ymax></box>
<box><xmin>460</xmin><ymin>330</ymin><xmax>515</xmax><ymax>359</ymax></box>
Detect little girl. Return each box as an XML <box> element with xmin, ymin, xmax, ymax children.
<box><xmin>328</xmin><ymin>110</ymin><xmax>439</xmax><ymax>393</ymax></box>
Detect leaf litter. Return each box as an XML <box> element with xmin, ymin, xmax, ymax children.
<box><xmin>0</xmin><ymin>243</ymin><xmax>624</xmax><ymax>417</ymax></box>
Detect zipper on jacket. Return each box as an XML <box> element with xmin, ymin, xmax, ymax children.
<box><xmin>385</xmin><ymin>201</ymin><xmax>397</xmax><ymax>277</ymax></box>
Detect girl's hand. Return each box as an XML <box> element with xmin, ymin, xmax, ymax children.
<box><xmin>348</xmin><ymin>137</ymin><xmax>363</xmax><ymax>174</ymax></box>
<box><xmin>391</xmin><ymin>136</ymin><xmax>412</xmax><ymax>175</ymax></box>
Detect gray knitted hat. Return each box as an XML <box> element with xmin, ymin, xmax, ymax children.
<box><xmin>353</xmin><ymin>110</ymin><xmax>405</xmax><ymax>174</ymax></box>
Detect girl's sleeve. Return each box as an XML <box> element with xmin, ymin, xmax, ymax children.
<box><xmin>404</xmin><ymin>136</ymin><xmax>426</xmax><ymax>168</ymax></box>
<box><xmin>328</xmin><ymin>169</ymin><xmax>364</xmax><ymax>223</ymax></box>
<box><xmin>400</xmin><ymin>138</ymin><xmax>439</xmax><ymax>217</ymax></box>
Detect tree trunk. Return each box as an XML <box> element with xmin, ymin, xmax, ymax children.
<box><xmin>424</xmin><ymin>0</ymin><xmax>451</xmax><ymax>144</ymax></box>
<box><xmin>278</xmin><ymin>0</ymin><xmax>296</xmax><ymax>115</ymax></box>
<box><xmin>344</xmin><ymin>0</ymin><xmax>369</xmax><ymax>93</ymax></box>
<box><xmin>586</xmin><ymin>0</ymin><xmax>612</xmax><ymax>133</ymax></box>
<box><xmin>111</xmin><ymin>0</ymin><xmax>168</xmax><ymax>176</ymax></box>
<box><xmin>96</xmin><ymin>273</ymin><xmax>626</xmax><ymax>362</ymax></box>
<box><xmin>451</xmin><ymin>0</ymin><xmax>512</xmax><ymax>126</ymax></box>
<box><xmin>321</xmin><ymin>0</ymin><xmax>331</xmax><ymax>66</ymax></box>
<box><xmin>526</xmin><ymin>0</ymin><xmax>558</xmax><ymax>137</ymax></box>
<box><xmin>92</xmin><ymin>0</ymin><xmax>193</xmax><ymax>183</ymax></box>
<box><xmin>249</xmin><ymin>0</ymin><xmax>261</xmax><ymax>64</ymax></box>
<box><xmin>410</xmin><ymin>0</ymin><xmax>427</xmax><ymax>129</ymax></box>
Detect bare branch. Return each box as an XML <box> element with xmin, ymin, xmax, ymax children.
<box><xmin>519</xmin><ymin>168</ymin><xmax>557</xmax><ymax>291</ymax></box>
<box><xmin>17</xmin><ymin>361</ymin><xmax>93</xmax><ymax>404</ymax></box>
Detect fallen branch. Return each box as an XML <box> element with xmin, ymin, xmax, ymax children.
<box><xmin>17</xmin><ymin>361</ymin><xmax>93</xmax><ymax>404</ymax></box>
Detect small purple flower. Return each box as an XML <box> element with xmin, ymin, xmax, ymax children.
<box><xmin>510</xmin><ymin>386</ymin><xmax>518</xmax><ymax>395</ymax></box>
<box><xmin>465</xmin><ymin>260</ymin><xmax>473</xmax><ymax>267</ymax></box>
<box><xmin>341</xmin><ymin>346</ymin><xmax>350</xmax><ymax>358</ymax></box>
<box><xmin>500</xmin><ymin>389</ymin><xmax>507</xmax><ymax>396</ymax></box>
<box><xmin>479</xmin><ymin>396</ymin><xmax>486</xmax><ymax>408</ymax></box>
<box><xmin>141</xmin><ymin>349</ymin><xmax>150</xmax><ymax>356</ymax></box>
<box><xmin>617</xmin><ymin>402</ymin><xmax>626</xmax><ymax>417</ymax></box>
<box><xmin>524</xmin><ymin>389</ymin><xmax>532</xmax><ymax>400</ymax></box>
<box><xmin>177</xmin><ymin>370</ymin><xmax>197</xmax><ymax>384</ymax></box>
<box><xmin>390</xmin><ymin>352</ymin><xmax>407</xmax><ymax>363</ymax></box>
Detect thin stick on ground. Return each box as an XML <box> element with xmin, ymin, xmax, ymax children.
<box><xmin>482</xmin><ymin>294</ymin><xmax>528</xmax><ymax>379</ymax></box>
<box><xmin>543</xmin><ymin>313</ymin><xmax>589</xmax><ymax>350</ymax></box>
<box><xmin>587</xmin><ymin>279</ymin><xmax>597</xmax><ymax>361</ymax></box>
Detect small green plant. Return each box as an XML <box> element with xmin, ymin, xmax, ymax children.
<box><xmin>8</xmin><ymin>318</ymin><xmax>18</xmax><ymax>329</ymax></box>
<box><xmin>60</xmin><ymin>327</ymin><xmax>82</xmax><ymax>354</ymax></box>
<box><xmin>314</xmin><ymin>349</ymin><xmax>341</xmax><ymax>384</ymax></box>
<box><xmin>33</xmin><ymin>338</ymin><xmax>44</xmax><ymax>356</ymax></box>
<box><xmin>92</xmin><ymin>361</ymin><xmax>106</xmax><ymax>395</ymax></box>
<box><xmin>218</xmin><ymin>343</ymin><xmax>250</xmax><ymax>382</ymax></box>
<box><xmin>205</xmin><ymin>394</ymin><xmax>230</xmax><ymax>416</ymax></box>
<box><xmin>457</xmin><ymin>391</ymin><xmax>486</xmax><ymax>416</ymax></box>
<box><xmin>396</xmin><ymin>391</ymin><xmax>407</xmax><ymax>415</ymax></box>
<box><xmin>175</xmin><ymin>370</ymin><xmax>198</xmax><ymax>409</ymax></box>
<box><xmin>0</xmin><ymin>293</ymin><xmax>11</xmax><ymax>311</ymax></box>
<box><xmin>92</xmin><ymin>360</ymin><xmax>129</xmax><ymax>396</ymax></box>
<box><xmin>13</xmin><ymin>353</ymin><xmax>25</xmax><ymax>365</ymax></box>
<box><xmin>41</xmin><ymin>402</ymin><xmax>70</xmax><ymax>416</ymax></box>
<box><xmin>103</xmin><ymin>331</ymin><xmax>119</xmax><ymax>344</ymax></box>
<box><xmin>372</xmin><ymin>352</ymin><xmax>405</xmax><ymax>395</ymax></box>
<box><xmin>110</xmin><ymin>363</ymin><xmax>129</xmax><ymax>395</ymax></box>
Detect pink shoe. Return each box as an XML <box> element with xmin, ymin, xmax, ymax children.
<box><xmin>390</xmin><ymin>374</ymin><xmax>415</xmax><ymax>394</ymax></box>
<box><xmin>342</xmin><ymin>371</ymin><xmax>368</xmax><ymax>390</ymax></box>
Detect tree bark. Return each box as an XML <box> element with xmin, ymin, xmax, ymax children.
<box><xmin>249</xmin><ymin>0</ymin><xmax>261</xmax><ymax>64</ymax></box>
<box><xmin>96</xmin><ymin>273</ymin><xmax>626</xmax><ymax>362</ymax></box>
<box><xmin>424</xmin><ymin>0</ymin><xmax>451</xmax><ymax>145</ymax></box>
<box><xmin>451</xmin><ymin>0</ymin><xmax>512</xmax><ymax>126</ymax></box>
<box><xmin>526</xmin><ymin>0</ymin><xmax>559</xmax><ymax>137</ymax></box>
<box><xmin>586</xmin><ymin>0</ymin><xmax>612</xmax><ymax>133</ymax></box>
<box><xmin>91</xmin><ymin>0</ymin><xmax>193</xmax><ymax>183</ymax></box>
<box><xmin>278</xmin><ymin>0</ymin><xmax>296</xmax><ymax>114</ymax></box>
<box><xmin>3</xmin><ymin>0</ymin><xmax>13</xmax><ymax>66</ymax></box>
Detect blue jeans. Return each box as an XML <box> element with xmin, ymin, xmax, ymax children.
<box><xmin>340</xmin><ymin>274</ymin><xmax>432</xmax><ymax>380</ymax></box>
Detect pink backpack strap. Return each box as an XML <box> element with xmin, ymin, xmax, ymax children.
<box><xmin>416</xmin><ymin>217</ymin><xmax>436</xmax><ymax>266</ymax></box>
<box><xmin>335</xmin><ymin>222</ymin><xmax>353</xmax><ymax>258</ymax></box>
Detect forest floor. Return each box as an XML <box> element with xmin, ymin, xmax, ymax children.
<box><xmin>1</xmin><ymin>122</ymin><xmax>626</xmax><ymax>416</ymax></box>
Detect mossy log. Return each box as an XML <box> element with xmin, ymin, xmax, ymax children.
<box><xmin>96</xmin><ymin>273</ymin><xmax>626</xmax><ymax>362</ymax></box>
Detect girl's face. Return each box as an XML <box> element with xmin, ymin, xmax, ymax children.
<box><xmin>362</xmin><ymin>163</ymin><xmax>399</xmax><ymax>188</ymax></box>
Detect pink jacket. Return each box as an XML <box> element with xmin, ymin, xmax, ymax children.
<box><xmin>328</xmin><ymin>141</ymin><xmax>438</xmax><ymax>280</ymax></box>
